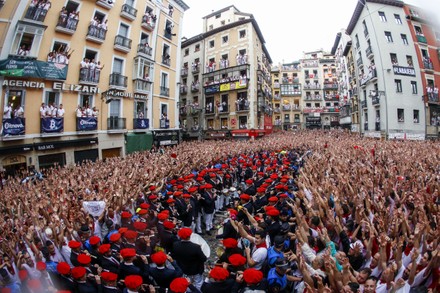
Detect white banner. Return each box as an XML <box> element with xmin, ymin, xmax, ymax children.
<box><xmin>83</xmin><ymin>201</ymin><xmax>106</xmax><ymax>217</ymax></box>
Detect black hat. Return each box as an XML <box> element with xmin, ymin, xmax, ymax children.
<box><xmin>274</xmin><ymin>258</ymin><xmax>289</xmax><ymax>269</ymax></box>
<box><xmin>280</xmin><ymin>223</ymin><xmax>290</xmax><ymax>234</ymax></box>
<box><xmin>274</xmin><ymin>236</ymin><xmax>285</xmax><ymax>248</ymax></box>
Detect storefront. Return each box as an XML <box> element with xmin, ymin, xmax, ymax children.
<box><xmin>125</xmin><ymin>133</ymin><xmax>153</xmax><ymax>154</ymax></box>
<box><xmin>74</xmin><ymin>149</ymin><xmax>99</xmax><ymax>164</ymax></box>
<box><xmin>231</xmin><ymin>129</ymin><xmax>266</xmax><ymax>140</ymax></box>
<box><xmin>305</xmin><ymin>116</ymin><xmax>322</xmax><ymax>129</ymax></box>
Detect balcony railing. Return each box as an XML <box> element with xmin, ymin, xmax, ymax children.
<box><xmin>120</xmin><ymin>4</ymin><xmax>137</xmax><ymax>20</ymax></box>
<box><xmin>274</xmin><ymin>108</ymin><xmax>281</xmax><ymax>113</ymax></box>
<box><xmin>76</xmin><ymin>117</ymin><xmax>97</xmax><ymax>131</ymax></box>
<box><xmin>180</xmin><ymin>85</ymin><xmax>188</xmax><ymax>94</ymax></box>
<box><xmin>426</xmin><ymin>89</ymin><xmax>439</xmax><ymax>103</ymax></box>
<box><xmin>24</xmin><ymin>5</ymin><xmax>48</xmax><ymax>22</ymax></box>
<box><xmin>41</xmin><ymin>117</ymin><xmax>63</xmax><ymax>134</ymax></box>
<box><xmin>96</xmin><ymin>0</ymin><xmax>114</xmax><ymax>9</ymax></box>
<box><xmin>56</xmin><ymin>15</ymin><xmax>79</xmax><ymax>34</ymax></box>
<box><xmin>192</xmin><ymin>64</ymin><xmax>200</xmax><ymax>74</ymax></box>
<box><xmin>191</xmin><ymin>84</ymin><xmax>200</xmax><ymax>93</ymax></box>
<box><xmin>137</xmin><ymin>44</ymin><xmax>152</xmax><ymax>58</ymax></box>
<box><xmin>2</xmin><ymin>118</ymin><xmax>25</xmax><ymax>137</ymax></box>
<box><xmin>372</xmin><ymin>96</ymin><xmax>380</xmax><ymax>105</ymax></box>
<box><xmin>361</xmin><ymin>100</ymin><xmax>367</xmax><ymax>108</ymax></box>
<box><xmin>423</xmin><ymin>61</ymin><xmax>434</xmax><ymax>70</ymax></box>
<box><xmin>141</xmin><ymin>15</ymin><xmax>156</xmax><ymax>31</ymax></box>
<box><xmin>323</xmin><ymin>83</ymin><xmax>338</xmax><ymax>89</ymax></box>
<box><xmin>282</xmin><ymin>105</ymin><xmax>291</xmax><ymax>111</ymax></box>
<box><xmin>273</xmin><ymin>94</ymin><xmax>281</xmax><ymax>101</ymax></box>
<box><xmin>273</xmin><ymin>82</ymin><xmax>280</xmax><ymax>89</ymax></box>
<box><xmin>235</xmin><ymin>104</ymin><xmax>250</xmax><ymax>112</ymax></box>
<box><xmin>164</xmin><ymin>30</ymin><xmax>173</xmax><ymax>40</ymax></box>
<box><xmin>304</xmin><ymin>95</ymin><xmax>322</xmax><ymax>101</ymax></box>
<box><xmin>160</xmin><ymin>86</ymin><xmax>169</xmax><ymax>96</ymax></box>
<box><xmin>218</xmin><ymin>104</ymin><xmax>230</xmax><ymax>114</ymax></box>
<box><xmin>134</xmin><ymin>79</ymin><xmax>151</xmax><ymax>93</ymax></box>
<box><xmin>304</xmin><ymin>84</ymin><xmax>321</xmax><ymax>89</ymax></box>
<box><xmin>181</xmin><ymin>68</ymin><xmax>188</xmax><ymax>76</ymax></box>
<box><xmin>109</xmin><ymin>73</ymin><xmax>127</xmax><ymax>88</ymax></box>
<box><xmin>133</xmin><ymin>118</ymin><xmax>149</xmax><ymax>129</ymax></box>
<box><xmin>162</xmin><ymin>56</ymin><xmax>171</xmax><ymax>66</ymax></box>
<box><xmin>107</xmin><ymin>117</ymin><xmax>126</xmax><ymax>130</ymax></box>
<box><xmin>86</xmin><ymin>25</ymin><xmax>107</xmax><ymax>43</ymax></box>
<box><xmin>416</xmin><ymin>34</ymin><xmax>427</xmax><ymax>44</ymax></box>
<box><xmin>357</xmin><ymin>57</ymin><xmax>363</xmax><ymax>67</ymax></box>
<box><xmin>114</xmin><ymin>35</ymin><xmax>132</xmax><ymax>52</ymax></box>
<box><xmin>160</xmin><ymin>119</ymin><xmax>170</xmax><ymax>129</ymax></box>
<box><xmin>79</xmin><ymin>67</ymin><xmax>100</xmax><ymax>84</ymax></box>
<box><xmin>364</xmin><ymin>28</ymin><xmax>369</xmax><ymax>38</ymax></box>
<box><xmin>366</xmin><ymin>46</ymin><xmax>373</xmax><ymax>58</ymax></box>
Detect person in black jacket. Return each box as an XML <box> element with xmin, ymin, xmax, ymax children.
<box><xmin>171</xmin><ymin>228</ymin><xmax>207</xmax><ymax>290</ymax></box>
<box><xmin>201</xmin><ymin>267</ymin><xmax>235</xmax><ymax>293</ymax></box>
<box><xmin>149</xmin><ymin>251</ymin><xmax>183</xmax><ymax>291</ymax></box>
<box><xmin>200</xmin><ymin>184</ymin><xmax>216</xmax><ymax>235</ymax></box>
<box><xmin>98</xmin><ymin>244</ymin><xmax>120</xmax><ymax>274</ymax></box>
<box><xmin>118</xmin><ymin>248</ymin><xmax>150</xmax><ymax>283</ymax></box>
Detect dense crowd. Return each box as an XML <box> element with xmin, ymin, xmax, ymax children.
<box><xmin>0</xmin><ymin>131</ymin><xmax>439</xmax><ymax>293</ymax></box>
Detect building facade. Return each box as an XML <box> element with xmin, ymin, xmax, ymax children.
<box><xmin>0</xmin><ymin>0</ymin><xmax>188</xmax><ymax>174</ymax></box>
<box><xmin>346</xmin><ymin>0</ymin><xmax>425</xmax><ymax>139</ymax></box>
<box><xmin>179</xmin><ymin>6</ymin><xmax>272</xmax><ymax>140</ymax></box>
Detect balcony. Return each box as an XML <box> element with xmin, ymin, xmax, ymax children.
<box><xmin>180</xmin><ymin>85</ymin><xmax>188</xmax><ymax>95</ymax></box>
<box><xmin>192</xmin><ymin>64</ymin><xmax>200</xmax><ymax>74</ymax></box>
<box><xmin>141</xmin><ymin>15</ymin><xmax>156</xmax><ymax>31</ymax></box>
<box><xmin>120</xmin><ymin>4</ymin><xmax>137</xmax><ymax>21</ymax></box>
<box><xmin>323</xmin><ymin>83</ymin><xmax>338</xmax><ymax>90</ymax></box>
<box><xmin>282</xmin><ymin>105</ymin><xmax>291</xmax><ymax>111</ymax></box>
<box><xmin>191</xmin><ymin>84</ymin><xmax>200</xmax><ymax>93</ymax></box>
<box><xmin>160</xmin><ymin>119</ymin><xmax>170</xmax><ymax>129</ymax></box>
<box><xmin>416</xmin><ymin>34</ymin><xmax>427</xmax><ymax>44</ymax></box>
<box><xmin>86</xmin><ymin>25</ymin><xmax>107</xmax><ymax>44</ymax></box>
<box><xmin>219</xmin><ymin>60</ymin><xmax>229</xmax><ymax>69</ymax></box>
<box><xmin>292</xmin><ymin>105</ymin><xmax>301</xmax><ymax>111</ymax></box>
<box><xmin>303</xmin><ymin>84</ymin><xmax>321</xmax><ymax>90</ymax></box>
<box><xmin>133</xmin><ymin>118</ymin><xmax>149</xmax><ymax>130</ymax></box>
<box><xmin>137</xmin><ymin>44</ymin><xmax>152</xmax><ymax>58</ymax></box>
<box><xmin>79</xmin><ymin>68</ymin><xmax>99</xmax><ymax>85</ymax></box>
<box><xmin>360</xmin><ymin>68</ymin><xmax>377</xmax><ymax>86</ymax></box>
<box><xmin>2</xmin><ymin>118</ymin><xmax>25</xmax><ymax>137</ymax></box>
<box><xmin>107</xmin><ymin>117</ymin><xmax>126</xmax><ymax>132</ymax></box>
<box><xmin>356</xmin><ymin>57</ymin><xmax>363</xmax><ymax>67</ymax></box>
<box><xmin>96</xmin><ymin>0</ymin><xmax>114</xmax><ymax>10</ymax></box>
<box><xmin>218</xmin><ymin>104</ymin><xmax>230</xmax><ymax>114</ymax></box>
<box><xmin>273</xmin><ymin>82</ymin><xmax>280</xmax><ymax>89</ymax></box>
<box><xmin>372</xmin><ymin>96</ymin><xmax>380</xmax><ymax>105</ymax></box>
<box><xmin>41</xmin><ymin>118</ymin><xmax>63</xmax><ymax>134</ymax></box>
<box><xmin>55</xmin><ymin>15</ymin><xmax>78</xmax><ymax>35</ymax></box>
<box><xmin>109</xmin><ymin>73</ymin><xmax>127</xmax><ymax>89</ymax></box>
<box><xmin>426</xmin><ymin>89</ymin><xmax>439</xmax><ymax>103</ymax></box>
<box><xmin>304</xmin><ymin>95</ymin><xmax>322</xmax><ymax>101</ymax></box>
<box><xmin>164</xmin><ymin>30</ymin><xmax>173</xmax><ymax>40</ymax></box>
<box><xmin>114</xmin><ymin>35</ymin><xmax>132</xmax><ymax>53</ymax></box>
<box><xmin>181</xmin><ymin>68</ymin><xmax>188</xmax><ymax>77</ymax></box>
<box><xmin>160</xmin><ymin>86</ymin><xmax>169</xmax><ymax>97</ymax></box>
<box><xmin>24</xmin><ymin>5</ymin><xmax>48</xmax><ymax>22</ymax></box>
<box><xmin>133</xmin><ymin>79</ymin><xmax>151</xmax><ymax>94</ymax></box>
<box><xmin>361</xmin><ymin>100</ymin><xmax>367</xmax><ymax>108</ymax></box>
<box><xmin>162</xmin><ymin>56</ymin><xmax>171</xmax><ymax>66</ymax></box>
<box><xmin>273</xmin><ymin>108</ymin><xmax>281</xmax><ymax>113</ymax></box>
<box><xmin>423</xmin><ymin>60</ymin><xmax>434</xmax><ymax>72</ymax></box>
<box><xmin>205</xmin><ymin>105</ymin><xmax>215</xmax><ymax>115</ymax></box>
<box><xmin>365</xmin><ymin>46</ymin><xmax>374</xmax><ymax>59</ymax></box>
<box><xmin>273</xmin><ymin>94</ymin><xmax>281</xmax><ymax>101</ymax></box>
<box><xmin>76</xmin><ymin>117</ymin><xmax>97</xmax><ymax>131</ymax></box>
<box><xmin>324</xmin><ymin>95</ymin><xmax>339</xmax><ymax>101</ymax></box>
<box><xmin>236</xmin><ymin>103</ymin><xmax>250</xmax><ymax>112</ymax></box>
<box><xmin>0</xmin><ymin>0</ymin><xmax>5</xmax><ymax>9</ymax></box>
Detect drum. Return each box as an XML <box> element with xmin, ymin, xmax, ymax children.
<box><xmin>190</xmin><ymin>233</ymin><xmax>210</xmax><ymax>258</ymax></box>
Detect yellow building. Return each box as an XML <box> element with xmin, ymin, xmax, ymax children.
<box><xmin>179</xmin><ymin>6</ymin><xmax>273</xmax><ymax>140</ymax></box>
<box><xmin>0</xmin><ymin>0</ymin><xmax>188</xmax><ymax>174</ymax></box>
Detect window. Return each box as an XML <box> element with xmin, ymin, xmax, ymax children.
<box><xmin>406</xmin><ymin>55</ymin><xmax>413</xmax><ymax>67</ymax></box>
<box><xmin>414</xmin><ymin>25</ymin><xmax>423</xmax><ymax>35</ymax></box>
<box><xmin>239</xmin><ymin>30</ymin><xmax>246</xmax><ymax>38</ymax></box>
<box><xmin>209</xmin><ymin>40</ymin><xmax>214</xmax><ymax>48</ymax></box>
<box><xmin>112</xmin><ymin>58</ymin><xmax>123</xmax><ymax>74</ymax></box>
<box><xmin>413</xmin><ymin>110</ymin><xmax>419</xmax><ymax>123</ymax></box>
<box><xmin>397</xmin><ymin>109</ymin><xmax>404</xmax><ymax>122</ymax></box>
<box><xmin>209</xmin><ymin>25</ymin><xmax>213</xmax><ymax>31</ymax></box>
<box><xmin>355</xmin><ymin>34</ymin><xmax>360</xmax><ymax>48</ymax></box>
<box><xmin>378</xmin><ymin>11</ymin><xmax>387</xmax><ymax>22</ymax></box>
<box><xmin>161</xmin><ymin>72</ymin><xmax>168</xmax><ymax>88</ymax></box>
<box><xmin>390</xmin><ymin>53</ymin><xmax>398</xmax><ymax>65</ymax></box>
<box><xmin>80</xmin><ymin>94</ymin><xmax>93</xmax><ymax>108</ymax></box>
<box><xmin>184</xmin><ymin>48</ymin><xmax>189</xmax><ymax>56</ymax></box>
<box><xmin>215</xmin><ymin>14</ymin><xmax>221</xmax><ymax>19</ymax></box>
<box><xmin>220</xmin><ymin>118</ymin><xmax>228</xmax><ymax>129</ymax></box>
<box><xmin>362</xmin><ymin>20</ymin><xmax>369</xmax><ymax>37</ymax></box>
<box><xmin>394</xmin><ymin>14</ymin><xmax>402</xmax><ymax>24</ymax></box>
<box><xmin>395</xmin><ymin>79</ymin><xmax>402</xmax><ymax>92</ymax></box>
<box><xmin>411</xmin><ymin>81</ymin><xmax>417</xmax><ymax>94</ymax></box>
<box><xmin>222</xmin><ymin>35</ymin><xmax>228</xmax><ymax>44</ymax></box>
<box><xmin>195</xmin><ymin>44</ymin><xmax>200</xmax><ymax>52</ymax></box>
<box><xmin>385</xmin><ymin>31</ymin><xmax>393</xmax><ymax>43</ymax></box>
<box><xmin>134</xmin><ymin>100</ymin><xmax>146</xmax><ymax>118</ymax></box>
<box><xmin>119</xmin><ymin>23</ymin><xmax>129</xmax><ymax>37</ymax></box>
<box><xmin>109</xmin><ymin>99</ymin><xmax>121</xmax><ymax>117</ymax></box>
<box><xmin>11</xmin><ymin>23</ymin><xmax>45</xmax><ymax>57</ymax></box>
<box><xmin>6</xmin><ymin>89</ymin><xmax>25</xmax><ymax>113</ymax></box>
<box><xmin>221</xmin><ymin>20</ymin><xmax>225</xmax><ymax>25</ymax></box>
<box><xmin>401</xmin><ymin>34</ymin><xmax>408</xmax><ymax>45</ymax></box>
<box><xmin>238</xmin><ymin>116</ymin><xmax>247</xmax><ymax>129</ymax></box>
<box><xmin>160</xmin><ymin>103</ymin><xmax>168</xmax><ymax>119</ymax></box>
<box><xmin>45</xmin><ymin>91</ymin><xmax>60</xmax><ymax>106</ymax></box>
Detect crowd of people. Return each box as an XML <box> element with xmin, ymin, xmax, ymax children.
<box><xmin>0</xmin><ymin>131</ymin><xmax>439</xmax><ymax>293</ymax></box>
<box><xmin>39</xmin><ymin>103</ymin><xmax>65</xmax><ymax>119</ymax></box>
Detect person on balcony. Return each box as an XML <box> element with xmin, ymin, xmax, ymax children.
<box><xmin>168</xmin><ymin>5</ymin><xmax>174</xmax><ymax>16</ymax></box>
<box><xmin>76</xmin><ymin>105</ymin><xmax>83</xmax><ymax>118</ymax></box>
<box><xmin>92</xmin><ymin>107</ymin><xmax>99</xmax><ymax>118</ymax></box>
<box><xmin>66</xmin><ymin>11</ymin><xmax>78</xmax><ymax>30</ymax></box>
<box><xmin>85</xmin><ymin>105</ymin><xmax>93</xmax><ymax>117</ymax></box>
<box><xmin>17</xmin><ymin>45</ymin><xmax>29</xmax><ymax>56</ymax></box>
<box><xmin>39</xmin><ymin>103</ymin><xmax>46</xmax><ymax>118</ymax></box>
<box><xmin>89</xmin><ymin>17</ymin><xmax>99</xmax><ymax>36</ymax></box>
<box><xmin>80</xmin><ymin>58</ymin><xmax>89</xmax><ymax>81</ymax></box>
<box><xmin>51</xmin><ymin>104</ymin><xmax>58</xmax><ymax>118</ymax></box>
<box><xmin>94</xmin><ymin>61</ymin><xmax>104</xmax><ymax>83</ymax></box>
<box><xmin>89</xmin><ymin>59</ymin><xmax>96</xmax><ymax>82</ymax></box>
<box><xmin>98</xmin><ymin>19</ymin><xmax>108</xmax><ymax>39</ymax></box>
<box><xmin>59</xmin><ymin>7</ymin><xmax>68</xmax><ymax>26</ymax></box>
<box><xmin>57</xmin><ymin>104</ymin><xmax>65</xmax><ymax>118</ymax></box>
<box><xmin>3</xmin><ymin>102</ymin><xmax>12</xmax><ymax>119</ymax></box>
<box><xmin>13</xmin><ymin>105</ymin><xmax>24</xmax><ymax>119</ymax></box>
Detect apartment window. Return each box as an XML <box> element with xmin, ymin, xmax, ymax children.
<box><xmin>394</xmin><ymin>14</ymin><xmax>402</xmax><ymax>24</ymax></box>
<box><xmin>390</xmin><ymin>53</ymin><xmax>398</xmax><ymax>65</ymax></box>
<box><xmin>208</xmin><ymin>25</ymin><xmax>213</xmax><ymax>31</ymax></box>
<box><xmin>397</xmin><ymin>109</ymin><xmax>404</xmax><ymax>122</ymax></box>
<box><xmin>414</xmin><ymin>25</ymin><xmax>423</xmax><ymax>35</ymax></box>
<box><xmin>194</xmin><ymin>44</ymin><xmax>200</xmax><ymax>52</ymax></box>
<box><xmin>184</xmin><ymin>48</ymin><xmax>189</xmax><ymax>56</ymax></box>
<box><xmin>413</xmin><ymin>110</ymin><xmax>419</xmax><ymax>123</ymax></box>
<box><xmin>215</xmin><ymin>13</ymin><xmax>221</xmax><ymax>19</ymax></box>
<box><xmin>395</xmin><ymin>79</ymin><xmax>402</xmax><ymax>92</ymax></box>
<box><xmin>109</xmin><ymin>99</ymin><xmax>121</xmax><ymax>118</ymax></box>
<box><xmin>79</xmin><ymin>94</ymin><xmax>93</xmax><ymax>108</ymax></box>
<box><xmin>355</xmin><ymin>34</ymin><xmax>360</xmax><ymax>48</ymax></box>
<box><xmin>306</xmin><ymin>103</ymin><xmax>311</xmax><ymax>107</ymax></box>
<box><xmin>209</xmin><ymin>40</ymin><xmax>214</xmax><ymax>48</ymax></box>
<box><xmin>406</xmin><ymin>56</ymin><xmax>413</xmax><ymax>67</ymax></box>
<box><xmin>411</xmin><ymin>81</ymin><xmax>417</xmax><ymax>94</ymax></box>
<box><xmin>221</xmin><ymin>118</ymin><xmax>228</xmax><ymax>129</ymax></box>
<box><xmin>160</xmin><ymin>103</ymin><xmax>168</xmax><ymax>119</ymax></box>
<box><xmin>378</xmin><ymin>11</ymin><xmax>387</xmax><ymax>22</ymax></box>
<box><xmin>401</xmin><ymin>34</ymin><xmax>409</xmax><ymax>45</ymax></box>
<box><xmin>239</xmin><ymin>30</ymin><xmax>246</xmax><ymax>38</ymax></box>
<box><xmin>222</xmin><ymin>35</ymin><xmax>228</xmax><ymax>44</ymax></box>
<box><xmin>362</xmin><ymin>20</ymin><xmax>369</xmax><ymax>37</ymax></box>
<box><xmin>161</xmin><ymin>72</ymin><xmax>168</xmax><ymax>88</ymax></box>
<box><xmin>10</xmin><ymin>23</ymin><xmax>45</xmax><ymax>57</ymax></box>
<box><xmin>45</xmin><ymin>91</ymin><xmax>60</xmax><ymax>107</ymax></box>
<box><xmin>119</xmin><ymin>23</ymin><xmax>129</xmax><ymax>37</ymax></box>
<box><xmin>385</xmin><ymin>31</ymin><xmax>393</xmax><ymax>43</ymax></box>
<box><xmin>221</xmin><ymin>20</ymin><xmax>225</xmax><ymax>25</ymax></box>
<box><xmin>134</xmin><ymin>100</ymin><xmax>146</xmax><ymax>118</ymax></box>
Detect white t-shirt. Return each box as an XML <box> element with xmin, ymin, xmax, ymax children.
<box><xmin>57</xmin><ymin>108</ymin><xmax>65</xmax><ymax>117</ymax></box>
<box><xmin>251</xmin><ymin>247</ymin><xmax>267</xmax><ymax>270</ymax></box>
<box><xmin>3</xmin><ymin>105</ymin><xmax>12</xmax><ymax>118</ymax></box>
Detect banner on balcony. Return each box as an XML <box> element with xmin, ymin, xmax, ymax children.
<box><xmin>2</xmin><ymin>118</ymin><xmax>25</xmax><ymax>136</ymax></box>
<box><xmin>77</xmin><ymin>117</ymin><xmax>98</xmax><ymax>131</ymax></box>
<box><xmin>0</xmin><ymin>59</ymin><xmax>68</xmax><ymax>80</ymax></box>
<box><xmin>41</xmin><ymin>117</ymin><xmax>64</xmax><ymax>133</ymax></box>
<box><xmin>135</xmin><ymin>118</ymin><xmax>149</xmax><ymax>129</ymax></box>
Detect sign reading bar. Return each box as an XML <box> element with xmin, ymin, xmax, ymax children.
<box><xmin>41</xmin><ymin>117</ymin><xmax>64</xmax><ymax>133</ymax></box>
<box><xmin>2</xmin><ymin>118</ymin><xmax>25</xmax><ymax>136</ymax></box>
<box><xmin>77</xmin><ymin>117</ymin><xmax>98</xmax><ymax>131</ymax></box>
<box><xmin>0</xmin><ymin>59</ymin><xmax>68</xmax><ymax>80</ymax></box>
<box><xmin>393</xmin><ymin>66</ymin><xmax>416</xmax><ymax>77</ymax></box>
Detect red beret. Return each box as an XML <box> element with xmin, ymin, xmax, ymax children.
<box><xmin>270</xmin><ymin>174</ymin><xmax>278</xmax><ymax>179</ymax></box>
<box><xmin>36</xmin><ymin>261</ymin><xmax>46</xmax><ymax>271</ymax></box>
<box><xmin>109</xmin><ymin>233</ymin><xmax>121</xmax><ymax>242</ymax></box>
<box><xmin>256</xmin><ymin>187</ymin><xmax>266</xmax><ymax>193</ymax></box>
<box><xmin>267</xmin><ymin>209</ymin><xmax>280</xmax><ymax>217</ymax></box>
<box><xmin>222</xmin><ymin>238</ymin><xmax>238</xmax><ymax>249</ymax></box>
<box><xmin>265</xmin><ymin>179</ymin><xmax>273</xmax><ymax>183</ymax></box>
<box><xmin>77</xmin><ymin>254</ymin><xmax>91</xmax><ymax>265</ymax></box>
<box><xmin>120</xmin><ymin>248</ymin><xmax>136</xmax><ymax>259</ymax></box>
<box><xmin>228</xmin><ymin>254</ymin><xmax>247</xmax><ymax>267</ymax></box>
<box><xmin>98</xmin><ymin>244</ymin><xmax>111</xmax><ymax>254</ymax></box>
<box><xmin>240</xmin><ymin>194</ymin><xmax>250</xmax><ymax>201</ymax></box>
<box><xmin>170</xmin><ymin>179</ymin><xmax>177</xmax><ymax>185</ymax></box>
<box><xmin>101</xmin><ymin>271</ymin><xmax>118</xmax><ymax>282</ymax></box>
<box><xmin>257</xmin><ymin>172</ymin><xmax>264</xmax><ymax>176</ymax></box>
<box><xmin>280</xmin><ymin>178</ymin><xmax>288</xmax><ymax>183</ymax></box>
<box><xmin>124</xmin><ymin>275</ymin><xmax>143</xmax><ymax>290</ymax></box>
<box><xmin>137</xmin><ymin>209</ymin><xmax>148</xmax><ymax>215</ymax></box>
<box><xmin>174</xmin><ymin>191</ymin><xmax>183</xmax><ymax>197</ymax></box>
<box><xmin>124</xmin><ymin>230</ymin><xmax>138</xmax><ymax>240</ymax></box>
<box><xmin>148</xmin><ymin>194</ymin><xmax>158</xmax><ymax>200</ymax></box>
<box><xmin>71</xmin><ymin>266</ymin><xmax>86</xmax><ymax>279</ymax></box>
<box><xmin>163</xmin><ymin>221</ymin><xmax>175</xmax><ymax>230</ymax></box>
<box><xmin>56</xmin><ymin>262</ymin><xmax>71</xmax><ymax>275</ymax></box>
<box><xmin>228</xmin><ymin>209</ymin><xmax>238</xmax><ymax>216</ymax></box>
<box><xmin>268</xmin><ymin>196</ymin><xmax>278</xmax><ymax>202</ymax></box>
<box><xmin>151</xmin><ymin>251</ymin><xmax>167</xmax><ymax>266</ymax></box>
<box><xmin>177</xmin><ymin>227</ymin><xmax>192</xmax><ymax>240</ymax></box>
<box><xmin>27</xmin><ymin>279</ymin><xmax>42</xmax><ymax>290</ymax></box>
<box><xmin>119</xmin><ymin>227</ymin><xmax>128</xmax><ymax>234</ymax></box>
<box><xmin>177</xmin><ymin>185</ymin><xmax>184</xmax><ymax>189</ymax></box>
<box><xmin>121</xmin><ymin>211</ymin><xmax>132</xmax><ymax>219</ymax></box>
<box><xmin>245</xmin><ymin>179</ymin><xmax>253</xmax><ymax>184</ymax></box>
<box><xmin>170</xmin><ymin>277</ymin><xmax>190</xmax><ymax>293</ymax></box>
<box><xmin>243</xmin><ymin>268</ymin><xmax>263</xmax><ymax>284</ymax></box>
<box><xmin>166</xmin><ymin>198</ymin><xmax>175</xmax><ymax>204</ymax></box>
<box><xmin>204</xmin><ymin>183</ymin><xmax>213</xmax><ymax>189</ymax></box>
<box><xmin>68</xmin><ymin>240</ymin><xmax>81</xmax><ymax>249</ymax></box>
<box><xmin>140</xmin><ymin>203</ymin><xmax>150</xmax><ymax>209</ymax></box>
<box><xmin>182</xmin><ymin>194</ymin><xmax>191</xmax><ymax>199</ymax></box>
<box><xmin>279</xmin><ymin>193</ymin><xmax>288</xmax><ymax>198</ymax></box>
<box><xmin>18</xmin><ymin>269</ymin><xmax>28</xmax><ymax>281</ymax></box>
<box><xmin>196</xmin><ymin>177</ymin><xmax>204</xmax><ymax>182</ymax></box>
<box><xmin>1</xmin><ymin>287</ymin><xmax>11</xmax><ymax>293</ymax></box>
<box><xmin>157</xmin><ymin>213</ymin><xmax>169</xmax><ymax>221</ymax></box>
<box><xmin>209</xmin><ymin>267</ymin><xmax>230</xmax><ymax>281</ymax></box>
<box><xmin>133</xmin><ymin>221</ymin><xmax>148</xmax><ymax>231</ymax></box>
<box><xmin>275</xmin><ymin>184</ymin><xmax>285</xmax><ymax>190</ymax></box>
<box><xmin>209</xmin><ymin>173</ymin><xmax>216</xmax><ymax>178</ymax></box>
<box><xmin>149</xmin><ymin>186</ymin><xmax>156</xmax><ymax>191</ymax></box>
<box><xmin>89</xmin><ymin>236</ymin><xmax>100</xmax><ymax>246</ymax></box>
<box><xmin>265</xmin><ymin>205</ymin><xmax>276</xmax><ymax>212</ymax></box>
<box><xmin>188</xmin><ymin>187</ymin><xmax>198</xmax><ymax>193</ymax></box>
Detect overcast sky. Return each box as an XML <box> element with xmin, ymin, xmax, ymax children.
<box><xmin>181</xmin><ymin>0</ymin><xmax>439</xmax><ymax>64</ymax></box>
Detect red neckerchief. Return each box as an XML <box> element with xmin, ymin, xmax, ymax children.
<box><xmin>256</xmin><ymin>242</ymin><xmax>267</xmax><ymax>249</ymax></box>
<box><xmin>404</xmin><ymin>244</ymin><xmax>413</xmax><ymax>256</ymax></box>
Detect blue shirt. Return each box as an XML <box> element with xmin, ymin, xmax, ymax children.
<box><xmin>267</xmin><ymin>267</ymin><xmax>287</xmax><ymax>290</ymax></box>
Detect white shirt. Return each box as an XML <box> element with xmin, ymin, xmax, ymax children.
<box><xmin>251</xmin><ymin>246</ymin><xmax>267</xmax><ymax>270</ymax></box>
<box><xmin>57</xmin><ymin>108</ymin><xmax>65</xmax><ymax>117</ymax></box>
<box><xmin>3</xmin><ymin>105</ymin><xmax>12</xmax><ymax>118</ymax></box>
